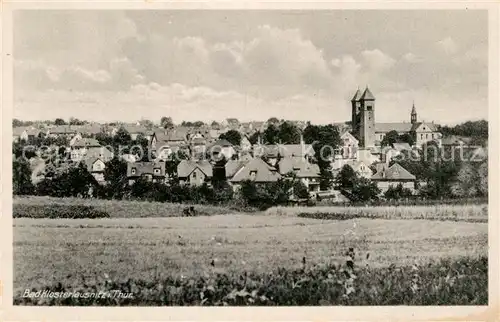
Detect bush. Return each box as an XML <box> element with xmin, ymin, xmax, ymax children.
<box><xmin>13</xmin><ymin>204</ymin><xmax>110</xmax><ymax>219</ymax></box>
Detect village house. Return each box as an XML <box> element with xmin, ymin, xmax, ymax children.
<box><xmin>224</xmin><ymin>159</ymin><xmax>248</xmax><ymax>181</ymax></box>
<box><xmin>82</xmin><ymin>157</ymin><xmax>107</xmax><ymax>185</ymax></box>
<box><xmin>370</xmin><ymin>162</ymin><xmax>417</xmax><ymax>192</ymax></box>
<box><xmin>240</xmin><ymin>135</ymin><xmax>252</xmax><ymax>152</ymax></box>
<box><xmin>207</xmin><ymin>139</ymin><xmax>237</xmax><ymax>160</ymax></box>
<box><xmin>345</xmin><ymin>160</ymin><xmax>373</xmax><ymax>179</ymax></box>
<box><xmin>229</xmin><ymin>157</ymin><xmax>281</xmax><ymax>190</ymax></box>
<box><xmin>127</xmin><ymin>161</ymin><xmax>167</xmax><ymax>185</ymax></box>
<box><xmin>46</xmin><ymin>126</ymin><xmax>77</xmax><ymax>138</ymax></box>
<box><xmin>13</xmin><ymin>126</ymin><xmax>41</xmax><ymax>142</ymax></box>
<box><xmin>70</xmin><ymin>138</ymin><xmax>102</xmax><ymax>161</ymax></box>
<box><xmin>150</xmin><ymin>130</ymin><xmax>187</xmax><ymax>159</ymax></box>
<box><xmin>177</xmin><ymin>160</ymin><xmax>213</xmax><ymax>186</ymax></box>
<box><xmin>277</xmin><ymin>157</ymin><xmax>321</xmax><ymax>194</ymax></box>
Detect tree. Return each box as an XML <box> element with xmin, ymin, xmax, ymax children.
<box><xmin>336</xmin><ymin>164</ymin><xmax>357</xmax><ymax>189</ymax></box>
<box><xmin>95</xmin><ymin>132</ymin><xmax>114</xmax><ymax>147</ymax></box>
<box><xmin>54</xmin><ymin>118</ymin><xmax>66</xmax><ymax>125</ymax></box>
<box><xmin>477</xmin><ymin>160</ymin><xmax>488</xmax><ymax>197</ymax></box>
<box><xmin>248</xmin><ymin>131</ymin><xmax>261</xmax><ymax>145</ymax></box>
<box><xmin>134</xmin><ymin>134</ymin><xmax>151</xmax><ymax>162</ymax></box>
<box><xmin>13</xmin><ymin>119</ymin><xmax>23</xmax><ymax>127</ymax></box>
<box><xmin>263</xmin><ymin>124</ymin><xmax>279</xmax><ymax>144</ymax></box>
<box><xmin>211</xmin><ymin>156</ymin><xmax>228</xmax><ymax>188</ymax></box>
<box><xmin>103</xmin><ymin>157</ymin><xmax>129</xmax><ymax>199</ymax></box>
<box><xmin>398</xmin><ymin>133</ymin><xmax>415</xmax><ymax>147</ymax></box>
<box><xmin>380</xmin><ymin>130</ymin><xmax>399</xmax><ymax>147</ymax></box>
<box><xmin>303</xmin><ymin>124</ymin><xmax>341</xmax><ymax>190</ymax></box>
<box><xmin>293</xmin><ymin>180</ymin><xmax>309</xmax><ymax>199</ymax></box>
<box><xmin>69</xmin><ymin>117</ymin><xmax>85</xmax><ymax>125</ymax></box>
<box><xmin>13</xmin><ymin>157</ymin><xmax>35</xmax><ymax>195</ymax></box>
<box><xmin>219</xmin><ymin>130</ymin><xmax>242</xmax><ymax>146</ymax></box>
<box><xmin>267</xmin><ymin>117</ymin><xmax>280</xmax><ymax>125</ymax></box>
<box><xmin>114</xmin><ymin>127</ymin><xmax>132</xmax><ymax>150</ymax></box>
<box><xmin>384</xmin><ymin>183</ymin><xmax>413</xmax><ymax>200</ymax></box>
<box><xmin>350</xmin><ymin>177</ymin><xmax>381</xmax><ymax>202</ymax></box>
<box><xmin>278</xmin><ymin>121</ymin><xmax>301</xmax><ymax>144</ymax></box>
<box><xmin>211</xmin><ymin>121</ymin><xmax>220</xmax><ymax>128</ymax></box>
<box><xmin>139</xmin><ymin>119</ymin><xmax>154</xmax><ymax>130</ymax></box>
<box><xmin>161</xmin><ymin>117</ymin><xmax>174</xmax><ymax>129</ymax></box>
<box><xmin>165</xmin><ymin>150</ymin><xmax>189</xmax><ymax>179</ymax></box>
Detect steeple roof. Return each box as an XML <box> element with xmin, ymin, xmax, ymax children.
<box><xmin>411</xmin><ymin>102</ymin><xmax>417</xmax><ymax>114</ymax></box>
<box><xmin>351</xmin><ymin>88</ymin><xmax>362</xmax><ymax>101</ymax></box>
<box><xmin>360</xmin><ymin>87</ymin><xmax>375</xmax><ymax>100</ymax></box>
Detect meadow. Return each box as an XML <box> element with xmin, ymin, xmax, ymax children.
<box><xmin>13</xmin><ymin>197</ymin><xmax>488</xmax><ymax>305</ymax></box>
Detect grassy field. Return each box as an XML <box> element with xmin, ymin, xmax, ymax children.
<box><xmin>12</xmin><ymin>197</ymin><xmax>488</xmax><ymax>305</ymax></box>
<box><xmin>13</xmin><ymin>196</ymin><xmax>235</xmax><ymax>217</ymax></box>
<box><xmin>14</xmin><ymin>214</ymin><xmax>487</xmax><ymax>294</ymax></box>
<box><xmin>266</xmin><ymin>204</ymin><xmax>488</xmax><ymax>222</ymax></box>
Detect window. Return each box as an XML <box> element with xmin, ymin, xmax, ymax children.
<box><xmin>421</xmin><ymin>134</ymin><xmax>423</xmax><ymax>139</ymax></box>
<box><xmin>367</xmin><ymin>106</ymin><xmax>373</xmax><ymax>111</ymax></box>
<box><xmin>131</xmin><ymin>168</ymin><xmax>136</xmax><ymax>175</ymax></box>
<box><xmin>192</xmin><ymin>171</ymin><xmax>197</xmax><ymax>179</ymax></box>
<box><xmin>154</xmin><ymin>168</ymin><xmax>161</xmax><ymax>175</ymax></box>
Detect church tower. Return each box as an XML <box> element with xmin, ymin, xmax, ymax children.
<box><xmin>351</xmin><ymin>88</ymin><xmax>362</xmax><ymax>134</ymax></box>
<box><xmin>411</xmin><ymin>102</ymin><xmax>417</xmax><ymax>124</ymax></box>
<box><xmin>359</xmin><ymin>86</ymin><xmax>376</xmax><ymax>148</ymax></box>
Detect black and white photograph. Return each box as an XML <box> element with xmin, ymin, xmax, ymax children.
<box><xmin>3</xmin><ymin>3</ymin><xmax>498</xmax><ymax>318</ymax></box>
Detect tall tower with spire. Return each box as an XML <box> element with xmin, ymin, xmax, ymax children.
<box><xmin>358</xmin><ymin>86</ymin><xmax>376</xmax><ymax>148</ymax></box>
<box><xmin>351</xmin><ymin>88</ymin><xmax>362</xmax><ymax>133</ymax></box>
<box><xmin>411</xmin><ymin>102</ymin><xmax>417</xmax><ymax>124</ymax></box>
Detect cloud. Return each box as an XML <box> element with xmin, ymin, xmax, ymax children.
<box><xmin>402</xmin><ymin>53</ymin><xmax>423</xmax><ymax>63</ymax></box>
<box><xmin>437</xmin><ymin>37</ymin><xmax>459</xmax><ymax>55</ymax></box>
<box><xmin>361</xmin><ymin>49</ymin><xmax>396</xmax><ymax>72</ymax></box>
<box><xmin>15</xmin><ymin>57</ymin><xmax>145</xmax><ymax>91</ymax></box>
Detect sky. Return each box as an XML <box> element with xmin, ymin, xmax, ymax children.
<box><xmin>13</xmin><ymin>10</ymin><xmax>488</xmax><ymax>125</ymax></box>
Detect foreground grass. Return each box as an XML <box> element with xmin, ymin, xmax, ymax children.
<box><xmin>266</xmin><ymin>204</ymin><xmax>488</xmax><ymax>223</ymax></box>
<box><xmin>13</xmin><ymin>196</ymin><xmax>234</xmax><ymax>218</ymax></box>
<box><xmin>14</xmin><ymin>256</ymin><xmax>487</xmax><ymax>306</ymax></box>
<box><xmin>14</xmin><ymin>215</ymin><xmax>487</xmax><ymax>292</ymax></box>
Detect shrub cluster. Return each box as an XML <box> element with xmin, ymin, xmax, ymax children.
<box><xmin>13</xmin><ymin>204</ymin><xmax>110</xmax><ymax>219</ymax></box>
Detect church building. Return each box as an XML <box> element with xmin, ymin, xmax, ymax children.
<box><xmin>351</xmin><ymin>87</ymin><xmax>442</xmax><ymax>148</ymax></box>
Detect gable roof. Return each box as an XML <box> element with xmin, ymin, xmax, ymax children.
<box><xmin>48</xmin><ymin>126</ymin><xmax>77</xmax><ymax>135</ymax></box>
<box><xmin>360</xmin><ymin>87</ymin><xmax>375</xmax><ymax>100</ymax></box>
<box><xmin>225</xmin><ymin>160</ymin><xmax>248</xmax><ymax>178</ymax></box>
<box><xmin>154</xmin><ymin>130</ymin><xmax>187</xmax><ymax>143</ymax></box>
<box><xmin>177</xmin><ymin>160</ymin><xmax>213</xmax><ymax>178</ymax></box>
<box><xmin>84</xmin><ymin>146</ymin><xmax>114</xmax><ymax>161</ymax></box>
<box><xmin>441</xmin><ymin>135</ymin><xmax>470</xmax><ymax>146</ymax></box>
<box><xmin>375</xmin><ymin>123</ymin><xmax>413</xmax><ymax>133</ymax></box>
<box><xmin>278</xmin><ymin>144</ymin><xmax>315</xmax><ymax>158</ymax></box>
<box><xmin>351</xmin><ymin>89</ymin><xmax>362</xmax><ymax>102</ymax></box>
<box><xmin>345</xmin><ymin>160</ymin><xmax>373</xmax><ymax>174</ymax></box>
<box><xmin>411</xmin><ymin>121</ymin><xmax>439</xmax><ymax>132</ymax></box>
<box><xmin>340</xmin><ymin>131</ymin><xmax>359</xmax><ymax>144</ymax></box>
<box><xmin>73</xmin><ymin>138</ymin><xmax>101</xmax><ymax>148</ymax></box>
<box><xmin>127</xmin><ymin>161</ymin><xmax>166</xmax><ymax>177</ymax></box>
<box><xmin>371</xmin><ymin>162</ymin><xmax>416</xmax><ymax>181</ymax></box>
<box><xmin>277</xmin><ymin>157</ymin><xmax>320</xmax><ymax>178</ymax></box>
<box><xmin>81</xmin><ymin>157</ymin><xmax>105</xmax><ymax>172</ymax></box>
<box><xmin>230</xmin><ymin>158</ymin><xmax>281</xmax><ymax>183</ymax></box>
